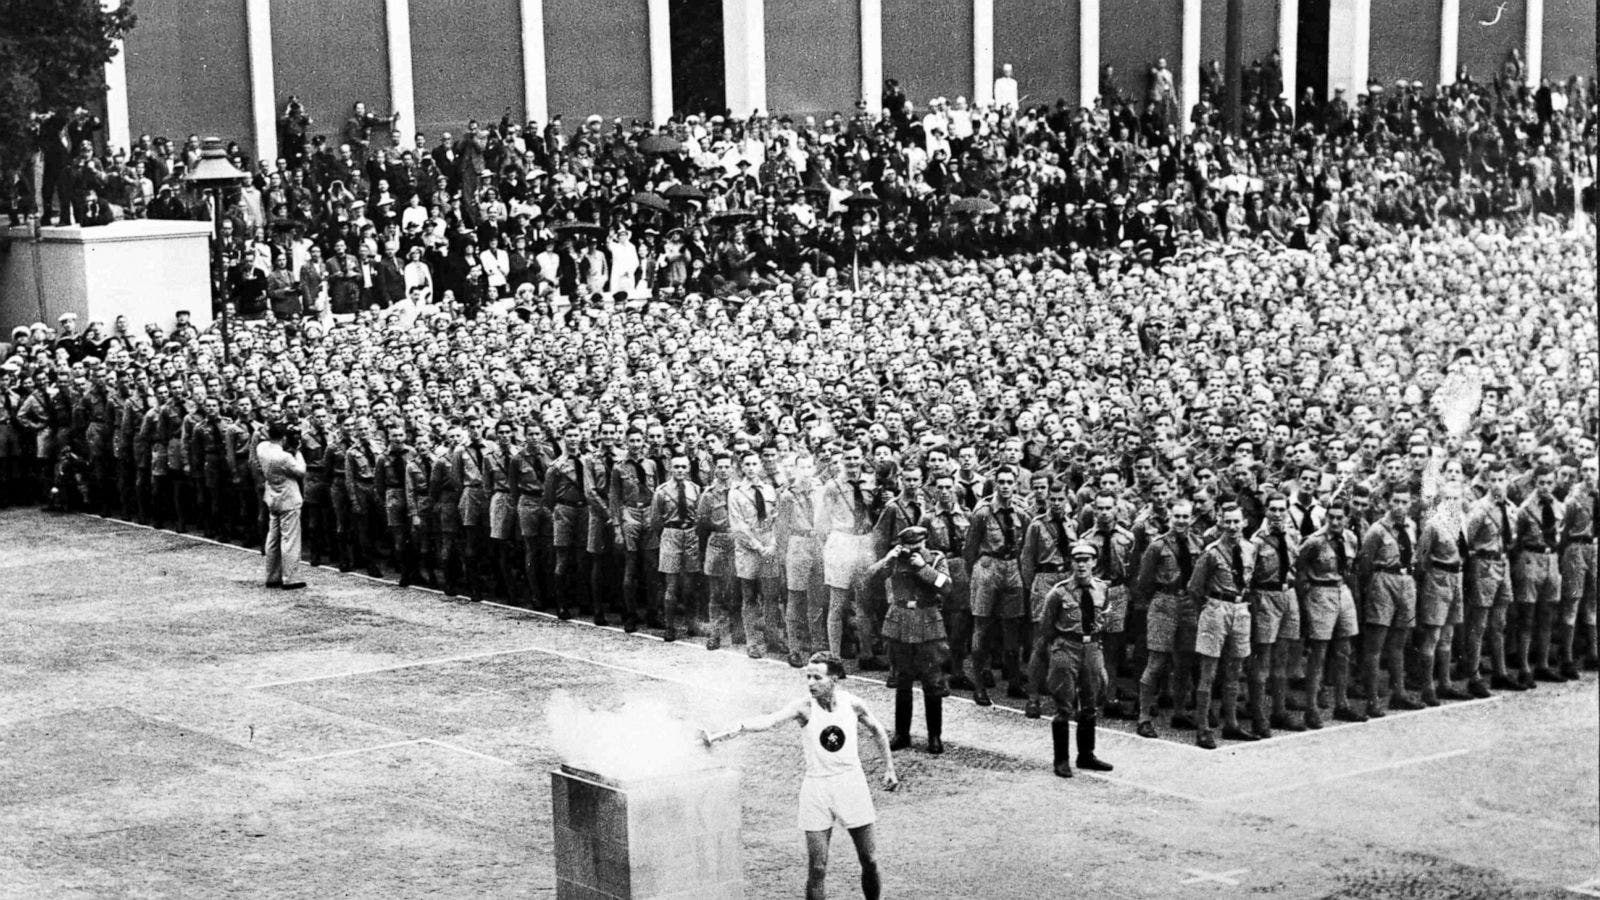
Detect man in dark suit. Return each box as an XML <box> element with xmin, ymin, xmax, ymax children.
<box><xmin>37</xmin><ymin>110</ymin><xmax>78</xmax><ymax>225</ymax></box>
<box><xmin>374</xmin><ymin>244</ymin><xmax>407</xmax><ymax>307</ymax></box>
<box><xmin>355</xmin><ymin>245</ymin><xmax>381</xmax><ymax>309</ymax></box>
<box><xmin>343</xmin><ymin>101</ymin><xmax>397</xmax><ymax>169</ymax></box>
<box><xmin>431</xmin><ymin>132</ymin><xmax>460</xmax><ymax>192</ymax></box>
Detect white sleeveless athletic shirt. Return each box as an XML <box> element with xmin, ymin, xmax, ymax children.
<box><xmin>801</xmin><ymin>690</ymin><xmax>862</xmax><ymax>779</ymax></box>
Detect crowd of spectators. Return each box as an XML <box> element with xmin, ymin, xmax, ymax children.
<box><xmin>2</xmin><ymin>55</ymin><xmax>1596</xmax><ymax>749</ymax></box>
<box><xmin>13</xmin><ymin>51</ymin><xmax>1595</xmax><ymax>317</ymax></box>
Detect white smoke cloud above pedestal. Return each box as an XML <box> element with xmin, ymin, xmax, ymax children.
<box><xmin>545</xmin><ymin>690</ymin><xmax>715</xmax><ymax>784</ymax></box>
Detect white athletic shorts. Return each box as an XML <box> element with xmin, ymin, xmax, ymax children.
<box><xmin>797</xmin><ymin>770</ymin><xmax>876</xmax><ymax>832</ymax></box>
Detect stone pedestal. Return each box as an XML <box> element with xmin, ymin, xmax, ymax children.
<box><xmin>1</xmin><ymin>221</ymin><xmax>213</xmax><ymax>334</ymax></box>
<box><xmin>551</xmin><ymin>764</ymin><xmax>743</xmax><ymax>900</ymax></box>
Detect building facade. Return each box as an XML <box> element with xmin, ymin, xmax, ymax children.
<box><xmin>100</xmin><ymin>0</ymin><xmax>1596</xmax><ymax>161</ymax></box>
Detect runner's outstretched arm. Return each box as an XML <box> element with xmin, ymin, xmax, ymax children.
<box><xmin>700</xmin><ymin>697</ymin><xmax>808</xmax><ymax>745</ymax></box>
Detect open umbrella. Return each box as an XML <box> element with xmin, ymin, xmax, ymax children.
<box><xmin>843</xmin><ymin>192</ymin><xmax>881</xmax><ymax>209</ymax></box>
<box><xmin>947</xmin><ymin>196</ymin><xmax>999</xmax><ymax>215</ymax></box>
<box><xmin>708</xmin><ymin>209</ymin><xmax>757</xmax><ymax>227</ymax></box>
<box><xmin>638</xmin><ymin>135</ymin><xmax>684</xmax><ymax>155</ymax></box>
<box><xmin>662</xmin><ymin>183</ymin><xmax>707</xmax><ymax>202</ymax></box>
<box><xmin>627</xmin><ymin>191</ymin><xmax>670</xmax><ymax>212</ymax></box>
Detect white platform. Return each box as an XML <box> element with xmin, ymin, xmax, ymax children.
<box><xmin>1</xmin><ymin>220</ymin><xmax>213</xmax><ymax>335</ymax></box>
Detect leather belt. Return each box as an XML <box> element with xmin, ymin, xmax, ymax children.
<box><xmin>1373</xmin><ymin>565</ymin><xmax>1406</xmax><ymax>573</ymax></box>
<box><xmin>981</xmin><ymin>550</ymin><xmax>1017</xmax><ymax>560</ymax></box>
<box><xmin>1471</xmin><ymin>550</ymin><xmax>1504</xmax><ymax>560</ymax></box>
<box><xmin>554</xmin><ymin>500</ymin><xmax>582</xmax><ymax>508</ymax></box>
<box><xmin>1059</xmin><ymin>631</ymin><xmax>1099</xmax><ymax>643</ymax></box>
<box><xmin>1210</xmin><ymin>593</ymin><xmax>1247</xmax><ymax>604</ymax></box>
<box><xmin>1034</xmin><ymin>564</ymin><xmax>1063</xmax><ymax>574</ymax></box>
<box><xmin>1426</xmin><ymin>560</ymin><xmax>1461</xmax><ymax>573</ymax></box>
<box><xmin>662</xmin><ymin>522</ymin><xmax>693</xmax><ymax>530</ymax></box>
<box><xmin>1308</xmin><ymin>577</ymin><xmax>1343</xmax><ymax>587</ymax></box>
<box><xmin>1567</xmin><ymin>536</ymin><xmax>1596</xmax><ymax>545</ymax></box>
<box><xmin>1521</xmin><ymin>546</ymin><xmax>1554</xmax><ymax>554</ymax></box>
<box><xmin>1251</xmin><ymin>580</ymin><xmax>1290</xmax><ymax>591</ymax></box>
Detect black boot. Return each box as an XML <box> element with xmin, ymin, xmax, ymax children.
<box><xmin>1075</xmin><ymin>716</ymin><xmax>1113</xmax><ymax>771</ymax></box>
<box><xmin>889</xmin><ymin>686</ymin><xmax>912</xmax><ymax>751</ymax></box>
<box><xmin>443</xmin><ymin>556</ymin><xmax>460</xmax><ymax>597</ymax></box>
<box><xmin>1051</xmin><ymin>718</ymin><xmax>1073</xmax><ymax>778</ymax></box>
<box><xmin>925</xmin><ymin>690</ymin><xmax>944</xmax><ymax>754</ymax></box>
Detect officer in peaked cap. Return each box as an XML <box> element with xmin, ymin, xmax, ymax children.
<box><xmin>867</xmin><ymin>525</ymin><xmax>953</xmax><ymax>754</ymax></box>
<box><xmin>1037</xmin><ymin>540</ymin><xmax>1116</xmax><ymax>778</ymax></box>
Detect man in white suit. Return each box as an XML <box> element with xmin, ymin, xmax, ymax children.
<box><xmin>258</xmin><ymin>421</ymin><xmax>307</xmax><ymax>589</ymax></box>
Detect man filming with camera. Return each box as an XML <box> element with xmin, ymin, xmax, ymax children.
<box><xmin>865</xmin><ymin>524</ymin><xmax>953</xmax><ymax>755</ymax></box>
<box><xmin>258</xmin><ymin>420</ymin><xmax>307</xmax><ymax>590</ymax></box>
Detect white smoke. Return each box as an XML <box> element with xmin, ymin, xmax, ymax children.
<box><xmin>1427</xmin><ymin>481</ymin><xmax>1467</xmax><ymax>536</ymax></box>
<box><xmin>545</xmin><ymin>690</ymin><xmax>714</xmax><ymax>783</ymax></box>
<box><xmin>1432</xmin><ymin>367</ymin><xmax>1483</xmax><ymax>438</ymax></box>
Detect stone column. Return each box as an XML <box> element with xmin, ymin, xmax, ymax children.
<box><xmin>1079</xmin><ymin>0</ymin><xmax>1100</xmax><ymax>108</ymax></box>
<box><xmin>973</xmin><ymin>0</ymin><xmax>994</xmax><ymax>107</ymax></box>
<box><xmin>648</xmin><ymin>0</ymin><xmax>674</xmax><ymax>123</ymax></box>
<box><xmin>1326</xmin><ymin>0</ymin><xmax>1370</xmax><ymax>98</ymax></box>
<box><xmin>521</xmin><ymin>0</ymin><xmax>549</xmax><ymax>125</ymax></box>
<box><xmin>384</xmin><ymin>0</ymin><xmax>416</xmax><ymax>149</ymax></box>
<box><xmin>1277</xmin><ymin>0</ymin><xmax>1297</xmax><ymax>108</ymax></box>
<box><xmin>860</xmin><ymin>0</ymin><xmax>883</xmax><ymax>113</ymax></box>
<box><xmin>1439</xmin><ymin>0</ymin><xmax>1460</xmax><ymax>85</ymax></box>
<box><xmin>1181</xmin><ymin>0</ymin><xmax>1201</xmax><ymax>133</ymax></box>
<box><xmin>245</xmin><ymin>0</ymin><xmax>278</xmax><ymax>162</ymax></box>
<box><xmin>723</xmin><ymin>0</ymin><xmax>768</xmax><ymax>117</ymax></box>
<box><xmin>1525</xmin><ymin>0</ymin><xmax>1544</xmax><ymax>84</ymax></box>
<box><xmin>101</xmin><ymin>0</ymin><xmax>131</xmax><ymax>153</ymax></box>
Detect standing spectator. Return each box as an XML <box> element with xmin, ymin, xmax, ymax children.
<box><xmin>343</xmin><ymin>101</ymin><xmax>399</xmax><ymax>169</ymax></box>
<box><xmin>992</xmin><ymin>63</ymin><xmax>1019</xmax><ymax>113</ymax></box>
<box><xmin>258</xmin><ymin>420</ymin><xmax>307</xmax><ymax>590</ymax></box>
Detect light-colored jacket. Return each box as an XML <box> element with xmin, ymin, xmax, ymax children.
<box><xmin>258</xmin><ymin>440</ymin><xmax>306</xmax><ymax>512</ymax></box>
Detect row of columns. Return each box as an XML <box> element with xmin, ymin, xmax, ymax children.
<box><xmin>1332</xmin><ymin>0</ymin><xmax>1548</xmax><ymax>95</ymax></box>
<box><xmin>98</xmin><ymin>0</ymin><xmax>1557</xmax><ymax>158</ymax></box>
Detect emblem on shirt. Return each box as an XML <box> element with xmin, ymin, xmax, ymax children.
<box><xmin>819</xmin><ymin>725</ymin><xmax>846</xmax><ymax>753</ymax></box>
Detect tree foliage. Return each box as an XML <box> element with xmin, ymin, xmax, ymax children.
<box><xmin>0</xmin><ymin>0</ymin><xmax>136</xmax><ymax>173</ymax></box>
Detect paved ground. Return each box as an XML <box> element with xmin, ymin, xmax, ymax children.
<box><xmin>0</xmin><ymin>508</ymin><xmax>1596</xmax><ymax>899</ymax></box>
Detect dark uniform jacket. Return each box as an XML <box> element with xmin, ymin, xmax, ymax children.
<box><xmin>1133</xmin><ymin>529</ymin><xmax>1204</xmax><ymax>604</ymax></box>
<box><xmin>868</xmin><ymin>548</ymin><xmax>952</xmax><ymax>643</ymax></box>
<box><xmin>1041</xmin><ymin>575</ymin><xmax>1110</xmax><ymax>638</ymax></box>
